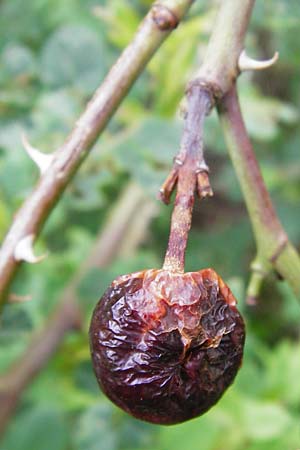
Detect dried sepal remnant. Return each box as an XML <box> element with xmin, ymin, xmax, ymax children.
<box><xmin>89</xmin><ymin>268</ymin><xmax>245</xmax><ymax>425</ymax></box>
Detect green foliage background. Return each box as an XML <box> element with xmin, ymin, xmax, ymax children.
<box><xmin>0</xmin><ymin>1</ymin><xmax>300</xmax><ymax>449</ymax></box>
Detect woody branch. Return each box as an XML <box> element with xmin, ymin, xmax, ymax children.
<box><xmin>0</xmin><ymin>0</ymin><xmax>194</xmax><ymax>306</ymax></box>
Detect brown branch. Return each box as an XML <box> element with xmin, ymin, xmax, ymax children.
<box><xmin>0</xmin><ymin>0</ymin><xmax>194</xmax><ymax>305</ymax></box>
<box><xmin>0</xmin><ymin>182</ymin><xmax>157</xmax><ymax>435</ymax></box>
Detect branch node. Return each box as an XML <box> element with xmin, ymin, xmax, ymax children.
<box><xmin>186</xmin><ymin>79</ymin><xmax>222</xmax><ymax>108</ymax></box>
<box><xmin>238</xmin><ymin>50</ymin><xmax>279</xmax><ymax>72</ymax></box>
<box><xmin>21</xmin><ymin>133</ymin><xmax>54</xmax><ymax>175</ymax></box>
<box><xmin>270</xmin><ymin>237</ymin><xmax>288</xmax><ymax>263</ymax></box>
<box><xmin>246</xmin><ymin>271</ymin><xmax>265</xmax><ymax>306</ymax></box>
<box><xmin>246</xmin><ymin>259</ymin><xmax>271</xmax><ymax>305</ymax></box>
<box><xmin>152</xmin><ymin>3</ymin><xmax>179</xmax><ymax>31</ymax></box>
<box><xmin>14</xmin><ymin>234</ymin><xmax>48</xmax><ymax>264</ymax></box>
<box><xmin>250</xmin><ymin>260</ymin><xmax>269</xmax><ymax>276</ymax></box>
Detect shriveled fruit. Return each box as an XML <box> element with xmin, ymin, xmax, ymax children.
<box><xmin>90</xmin><ymin>86</ymin><xmax>245</xmax><ymax>425</ymax></box>
<box><xmin>89</xmin><ymin>268</ymin><xmax>245</xmax><ymax>425</ymax></box>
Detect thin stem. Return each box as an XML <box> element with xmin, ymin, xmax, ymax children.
<box><xmin>218</xmin><ymin>87</ymin><xmax>284</xmax><ymax>245</ymax></box>
<box><xmin>218</xmin><ymin>86</ymin><xmax>300</xmax><ymax>299</ymax></box>
<box><xmin>162</xmin><ymin>161</ymin><xmax>196</xmax><ymax>273</ymax></box>
<box><xmin>272</xmin><ymin>244</ymin><xmax>300</xmax><ymax>298</ymax></box>
<box><xmin>163</xmin><ymin>86</ymin><xmax>212</xmax><ymax>272</ymax></box>
<box><xmin>0</xmin><ymin>0</ymin><xmax>194</xmax><ymax>305</ymax></box>
<box><xmin>161</xmin><ymin>0</ymin><xmax>254</xmax><ymax>272</ymax></box>
<box><xmin>161</xmin><ymin>0</ymin><xmax>256</xmax><ymax>273</ymax></box>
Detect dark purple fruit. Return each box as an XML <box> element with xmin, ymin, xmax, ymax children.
<box><xmin>89</xmin><ymin>268</ymin><xmax>245</xmax><ymax>425</ymax></box>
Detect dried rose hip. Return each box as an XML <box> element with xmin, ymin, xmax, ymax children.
<box><xmin>89</xmin><ymin>268</ymin><xmax>245</xmax><ymax>425</ymax></box>
<box><xmin>90</xmin><ymin>86</ymin><xmax>245</xmax><ymax>424</ymax></box>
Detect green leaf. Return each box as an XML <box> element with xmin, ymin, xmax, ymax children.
<box><xmin>0</xmin><ymin>406</ymin><xmax>68</xmax><ymax>450</ymax></box>
<box><xmin>262</xmin><ymin>340</ymin><xmax>300</xmax><ymax>408</ymax></box>
<box><xmin>30</xmin><ymin>89</ymin><xmax>82</xmax><ymax>136</ymax></box>
<box><xmin>241</xmin><ymin>399</ymin><xmax>292</xmax><ymax>440</ymax></box>
<box><xmin>158</xmin><ymin>415</ymin><xmax>221</xmax><ymax>450</ymax></box>
<box><xmin>0</xmin><ymin>43</ymin><xmax>36</xmax><ymax>83</ymax></box>
<box><xmin>240</xmin><ymin>86</ymin><xmax>299</xmax><ymax>142</ymax></box>
<box><xmin>73</xmin><ymin>403</ymin><xmax>118</xmax><ymax>450</ymax></box>
<box><xmin>102</xmin><ymin>0</ymin><xmax>140</xmax><ymax>48</ymax></box>
<box><xmin>40</xmin><ymin>25</ymin><xmax>109</xmax><ymax>94</ymax></box>
<box><xmin>110</xmin><ymin>117</ymin><xmax>182</xmax><ymax>196</ymax></box>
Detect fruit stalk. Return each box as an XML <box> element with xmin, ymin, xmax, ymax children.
<box><xmin>162</xmin><ymin>84</ymin><xmax>213</xmax><ymax>273</ymax></box>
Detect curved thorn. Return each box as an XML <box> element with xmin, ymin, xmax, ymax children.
<box><xmin>238</xmin><ymin>50</ymin><xmax>279</xmax><ymax>72</ymax></box>
<box><xmin>14</xmin><ymin>234</ymin><xmax>48</xmax><ymax>264</ymax></box>
<box><xmin>21</xmin><ymin>133</ymin><xmax>54</xmax><ymax>175</ymax></box>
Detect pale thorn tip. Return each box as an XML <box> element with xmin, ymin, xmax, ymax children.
<box><xmin>21</xmin><ymin>133</ymin><xmax>54</xmax><ymax>174</ymax></box>
<box><xmin>238</xmin><ymin>50</ymin><xmax>279</xmax><ymax>72</ymax></box>
<box><xmin>14</xmin><ymin>234</ymin><xmax>48</xmax><ymax>264</ymax></box>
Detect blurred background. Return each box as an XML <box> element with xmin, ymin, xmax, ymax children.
<box><xmin>0</xmin><ymin>0</ymin><xmax>300</xmax><ymax>449</ymax></box>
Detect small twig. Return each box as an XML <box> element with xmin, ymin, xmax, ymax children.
<box><xmin>0</xmin><ymin>182</ymin><xmax>156</xmax><ymax>435</ymax></box>
<box><xmin>0</xmin><ymin>0</ymin><xmax>194</xmax><ymax>306</ymax></box>
<box><xmin>218</xmin><ymin>86</ymin><xmax>300</xmax><ymax>302</ymax></box>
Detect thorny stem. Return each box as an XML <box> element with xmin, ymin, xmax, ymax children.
<box><xmin>195</xmin><ymin>0</ymin><xmax>255</xmax><ymax>100</ymax></box>
<box><xmin>162</xmin><ymin>0</ymin><xmax>300</xmax><ymax>302</ymax></box>
<box><xmin>161</xmin><ymin>0</ymin><xmax>256</xmax><ymax>273</ymax></box>
<box><xmin>162</xmin><ymin>86</ymin><xmax>212</xmax><ymax>272</ymax></box>
<box><xmin>0</xmin><ymin>0</ymin><xmax>194</xmax><ymax>306</ymax></box>
<box><xmin>218</xmin><ymin>86</ymin><xmax>300</xmax><ymax>301</ymax></box>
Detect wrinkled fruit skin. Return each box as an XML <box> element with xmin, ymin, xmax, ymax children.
<box><xmin>89</xmin><ymin>268</ymin><xmax>245</xmax><ymax>425</ymax></box>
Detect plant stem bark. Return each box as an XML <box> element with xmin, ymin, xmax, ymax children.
<box><xmin>162</xmin><ymin>0</ymin><xmax>256</xmax><ymax>273</ymax></box>
<box><xmin>0</xmin><ymin>0</ymin><xmax>194</xmax><ymax>306</ymax></box>
<box><xmin>218</xmin><ymin>87</ymin><xmax>300</xmax><ymax>300</ymax></box>
<box><xmin>196</xmin><ymin>0</ymin><xmax>255</xmax><ymax>99</ymax></box>
<box><xmin>162</xmin><ymin>0</ymin><xmax>300</xmax><ymax>301</ymax></box>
